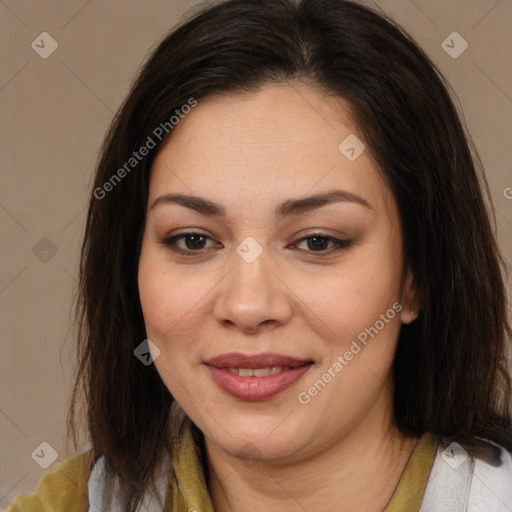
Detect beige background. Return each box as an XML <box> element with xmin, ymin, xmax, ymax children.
<box><xmin>1</xmin><ymin>0</ymin><xmax>511</xmax><ymax>504</ymax></box>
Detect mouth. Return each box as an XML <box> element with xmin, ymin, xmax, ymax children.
<box><xmin>223</xmin><ymin>366</ymin><xmax>299</xmax><ymax>377</ymax></box>
<box><xmin>204</xmin><ymin>352</ymin><xmax>314</xmax><ymax>401</ymax></box>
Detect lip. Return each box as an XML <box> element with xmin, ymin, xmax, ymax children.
<box><xmin>204</xmin><ymin>352</ymin><xmax>314</xmax><ymax>401</ymax></box>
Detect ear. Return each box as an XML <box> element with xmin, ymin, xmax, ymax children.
<box><xmin>400</xmin><ymin>269</ymin><xmax>421</xmax><ymax>325</ymax></box>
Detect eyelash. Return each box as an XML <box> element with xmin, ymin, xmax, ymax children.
<box><xmin>160</xmin><ymin>232</ymin><xmax>352</xmax><ymax>257</ymax></box>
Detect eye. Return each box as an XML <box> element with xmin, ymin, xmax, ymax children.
<box><xmin>292</xmin><ymin>234</ymin><xmax>352</xmax><ymax>254</ymax></box>
<box><xmin>161</xmin><ymin>231</ymin><xmax>219</xmax><ymax>255</ymax></box>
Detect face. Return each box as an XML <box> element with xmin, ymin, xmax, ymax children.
<box><xmin>138</xmin><ymin>83</ymin><xmax>416</xmax><ymax>464</ymax></box>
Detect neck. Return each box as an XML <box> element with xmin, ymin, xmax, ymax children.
<box><xmin>204</xmin><ymin>391</ymin><xmax>418</xmax><ymax>512</ymax></box>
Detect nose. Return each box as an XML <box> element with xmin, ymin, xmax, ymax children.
<box><xmin>213</xmin><ymin>249</ymin><xmax>293</xmax><ymax>334</ymax></box>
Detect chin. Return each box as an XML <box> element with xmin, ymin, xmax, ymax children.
<box><xmin>200</xmin><ymin>412</ymin><xmax>310</xmax><ymax>461</ymax></box>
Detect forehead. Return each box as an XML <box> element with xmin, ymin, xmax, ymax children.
<box><xmin>149</xmin><ymin>83</ymin><xmax>395</xmax><ymax>218</ymax></box>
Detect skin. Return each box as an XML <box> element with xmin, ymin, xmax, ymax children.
<box><xmin>138</xmin><ymin>82</ymin><xmax>420</xmax><ymax>511</ymax></box>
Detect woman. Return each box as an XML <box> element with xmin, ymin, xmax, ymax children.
<box><xmin>7</xmin><ymin>0</ymin><xmax>512</xmax><ymax>511</ymax></box>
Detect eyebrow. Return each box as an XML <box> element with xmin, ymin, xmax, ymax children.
<box><xmin>150</xmin><ymin>189</ymin><xmax>373</xmax><ymax>217</ymax></box>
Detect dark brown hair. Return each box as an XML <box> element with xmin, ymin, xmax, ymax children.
<box><xmin>68</xmin><ymin>0</ymin><xmax>512</xmax><ymax>509</ymax></box>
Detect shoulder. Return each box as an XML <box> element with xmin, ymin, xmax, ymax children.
<box><xmin>421</xmin><ymin>439</ymin><xmax>512</xmax><ymax>512</ymax></box>
<box><xmin>5</xmin><ymin>451</ymin><xmax>91</xmax><ymax>512</ymax></box>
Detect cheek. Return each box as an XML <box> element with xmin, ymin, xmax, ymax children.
<box><xmin>138</xmin><ymin>256</ymin><xmax>211</xmax><ymax>338</ymax></box>
<box><xmin>296</xmin><ymin>253</ymin><xmax>401</xmax><ymax>337</ymax></box>
<box><xmin>137</xmin><ymin>258</ymin><xmax>209</xmax><ymax>395</ymax></box>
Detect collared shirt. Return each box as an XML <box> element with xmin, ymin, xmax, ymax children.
<box><xmin>6</xmin><ymin>419</ymin><xmax>439</xmax><ymax>512</ymax></box>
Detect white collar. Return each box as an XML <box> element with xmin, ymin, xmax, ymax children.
<box><xmin>421</xmin><ymin>440</ymin><xmax>512</xmax><ymax>511</ymax></box>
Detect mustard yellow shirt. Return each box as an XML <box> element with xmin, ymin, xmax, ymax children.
<box><xmin>6</xmin><ymin>420</ymin><xmax>438</xmax><ymax>512</ymax></box>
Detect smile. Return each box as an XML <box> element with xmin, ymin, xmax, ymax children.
<box><xmin>227</xmin><ymin>366</ymin><xmax>290</xmax><ymax>377</ymax></box>
<box><xmin>205</xmin><ymin>362</ymin><xmax>314</xmax><ymax>401</ymax></box>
